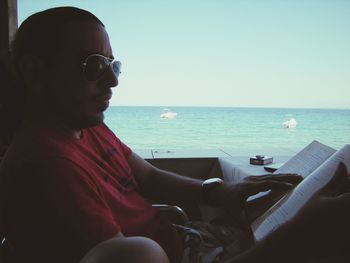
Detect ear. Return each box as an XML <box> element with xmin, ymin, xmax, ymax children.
<box><xmin>18</xmin><ymin>54</ymin><xmax>47</xmax><ymax>93</ymax></box>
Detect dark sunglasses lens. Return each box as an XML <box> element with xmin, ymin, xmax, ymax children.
<box><xmin>84</xmin><ymin>56</ymin><xmax>108</xmax><ymax>81</ymax></box>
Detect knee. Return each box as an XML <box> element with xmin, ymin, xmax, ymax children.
<box><xmin>80</xmin><ymin>236</ymin><xmax>170</xmax><ymax>263</ymax></box>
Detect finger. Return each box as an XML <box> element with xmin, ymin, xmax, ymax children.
<box><xmin>271</xmin><ymin>174</ymin><xmax>303</xmax><ymax>184</ymax></box>
<box><xmin>244</xmin><ymin>180</ymin><xmax>294</xmax><ymax>197</ymax></box>
<box><xmin>247</xmin><ymin>173</ymin><xmax>300</xmax><ymax>180</ymax></box>
<box><xmin>334</xmin><ymin>192</ymin><xmax>350</xmax><ymax>202</ymax></box>
<box><xmin>247</xmin><ymin>174</ymin><xmax>276</xmax><ymax>179</ymax></box>
<box><xmin>248</xmin><ymin>174</ymin><xmax>302</xmax><ymax>184</ymax></box>
<box><xmin>321</xmin><ymin>193</ymin><xmax>350</xmax><ymax>208</ymax></box>
<box><xmin>321</xmin><ymin>162</ymin><xmax>348</xmax><ymax>195</ymax></box>
<box><xmin>335</xmin><ymin>191</ymin><xmax>350</xmax><ymax>197</ymax></box>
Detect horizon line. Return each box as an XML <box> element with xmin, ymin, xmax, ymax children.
<box><xmin>108</xmin><ymin>105</ymin><xmax>350</xmax><ymax>110</ymax></box>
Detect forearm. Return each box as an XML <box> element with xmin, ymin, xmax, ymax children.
<box><xmin>141</xmin><ymin>168</ymin><xmax>204</xmax><ymax>206</ymax></box>
<box><xmin>128</xmin><ymin>152</ymin><xmax>205</xmax><ymax>205</ymax></box>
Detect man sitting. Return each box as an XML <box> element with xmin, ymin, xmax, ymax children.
<box><xmin>0</xmin><ymin>7</ymin><xmax>349</xmax><ymax>263</ymax></box>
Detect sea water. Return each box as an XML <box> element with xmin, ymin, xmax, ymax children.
<box><xmin>104</xmin><ymin>107</ymin><xmax>350</xmax><ymax>152</ymax></box>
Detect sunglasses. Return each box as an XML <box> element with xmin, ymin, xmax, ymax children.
<box><xmin>82</xmin><ymin>54</ymin><xmax>122</xmax><ymax>82</ymax></box>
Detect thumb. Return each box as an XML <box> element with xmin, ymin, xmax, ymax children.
<box><xmin>320</xmin><ymin>162</ymin><xmax>348</xmax><ymax>196</ymax></box>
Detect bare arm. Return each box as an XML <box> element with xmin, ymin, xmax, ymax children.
<box><xmin>128</xmin><ymin>152</ymin><xmax>203</xmax><ymax>205</ymax></box>
<box><xmin>128</xmin><ymin>152</ymin><xmax>302</xmax><ymax>210</ymax></box>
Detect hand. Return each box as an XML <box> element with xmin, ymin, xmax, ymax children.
<box><xmin>211</xmin><ymin>173</ymin><xmax>302</xmax><ymax>213</ymax></box>
<box><xmin>287</xmin><ymin>162</ymin><xmax>350</xmax><ymax>261</ymax></box>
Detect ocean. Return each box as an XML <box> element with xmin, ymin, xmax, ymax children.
<box><xmin>104</xmin><ymin>106</ymin><xmax>350</xmax><ymax>153</ymax></box>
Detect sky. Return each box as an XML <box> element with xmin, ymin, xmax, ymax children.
<box><xmin>18</xmin><ymin>0</ymin><xmax>350</xmax><ymax>109</ymax></box>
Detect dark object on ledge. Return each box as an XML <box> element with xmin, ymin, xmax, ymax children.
<box><xmin>249</xmin><ymin>155</ymin><xmax>273</xmax><ymax>165</ymax></box>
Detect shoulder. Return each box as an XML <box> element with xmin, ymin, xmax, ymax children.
<box><xmin>0</xmin><ymin>125</ymin><xmax>89</xmax><ymax>182</ymax></box>
<box><xmin>2</xmin><ymin>127</ymin><xmax>75</xmax><ymax>167</ymax></box>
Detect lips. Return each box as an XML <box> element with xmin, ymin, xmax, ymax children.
<box><xmin>95</xmin><ymin>93</ymin><xmax>112</xmax><ymax>110</ymax></box>
<box><xmin>96</xmin><ymin>93</ymin><xmax>112</xmax><ymax>102</ymax></box>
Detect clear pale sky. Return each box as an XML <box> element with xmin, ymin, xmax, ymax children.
<box><xmin>19</xmin><ymin>0</ymin><xmax>350</xmax><ymax>109</ymax></box>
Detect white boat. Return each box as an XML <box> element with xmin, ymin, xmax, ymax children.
<box><xmin>282</xmin><ymin>118</ymin><xmax>297</xmax><ymax>128</ymax></box>
<box><xmin>160</xmin><ymin>109</ymin><xmax>177</xmax><ymax>119</ymax></box>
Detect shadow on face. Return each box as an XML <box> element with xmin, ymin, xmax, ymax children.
<box><xmin>36</xmin><ymin>21</ymin><xmax>118</xmax><ymax>130</ymax></box>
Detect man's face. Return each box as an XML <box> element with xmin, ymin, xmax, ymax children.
<box><xmin>45</xmin><ymin>21</ymin><xmax>118</xmax><ymax>129</ymax></box>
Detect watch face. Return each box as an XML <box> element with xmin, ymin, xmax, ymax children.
<box><xmin>202</xmin><ymin>178</ymin><xmax>223</xmax><ymax>186</ymax></box>
<box><xmin>202</xmin><ymin>178</ymin><xmax>224</xmax><ymax>206</ymax></box>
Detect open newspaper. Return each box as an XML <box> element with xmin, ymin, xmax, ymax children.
<box><xmin>251</xmin><ymin>140</ymin><xmax>350</xmax><ymax>241</ymax></box>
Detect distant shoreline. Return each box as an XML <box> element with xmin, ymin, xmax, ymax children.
<box><xmin>108</xmin><ymin>105</ymin><xmax>350</xmax><ymax>111</ymax></box>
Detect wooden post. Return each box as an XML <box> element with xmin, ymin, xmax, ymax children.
<box><xmin>0</xmin><ymin>0</ymin><xmax>18</xmax><ymax>51</ymax></box>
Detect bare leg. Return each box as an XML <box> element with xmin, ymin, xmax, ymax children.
<box><xmin>80</xmin><ymin>236</ymin><xmax>170</xmax><ymax>263</ymax></box>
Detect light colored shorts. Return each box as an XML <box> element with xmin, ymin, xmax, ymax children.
<box><xmin>178</xmin><ymin>218</ymin><xmax>254</xmax><ymax>263</ymax></box>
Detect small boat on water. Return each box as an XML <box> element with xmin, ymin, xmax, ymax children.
<box><xmin>282</xmin><ymin>118</ymin><xmax>297</xmax><ymax>128</ymax></box>
<box><xmin>160</xmin><ymin>109</ymin><xmax>177</xmax><ymax>119</ymax></box>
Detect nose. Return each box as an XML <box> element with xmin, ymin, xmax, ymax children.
<box><xmin>102</xmin><ymin>64</ymin><xmax>118</xmax><ymax>88</ymax></box>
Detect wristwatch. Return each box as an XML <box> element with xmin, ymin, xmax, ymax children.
<box><xmin>201</xmin><ymin>178</ymin><xmax>224</xmax><ymax>207</ymax></box>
